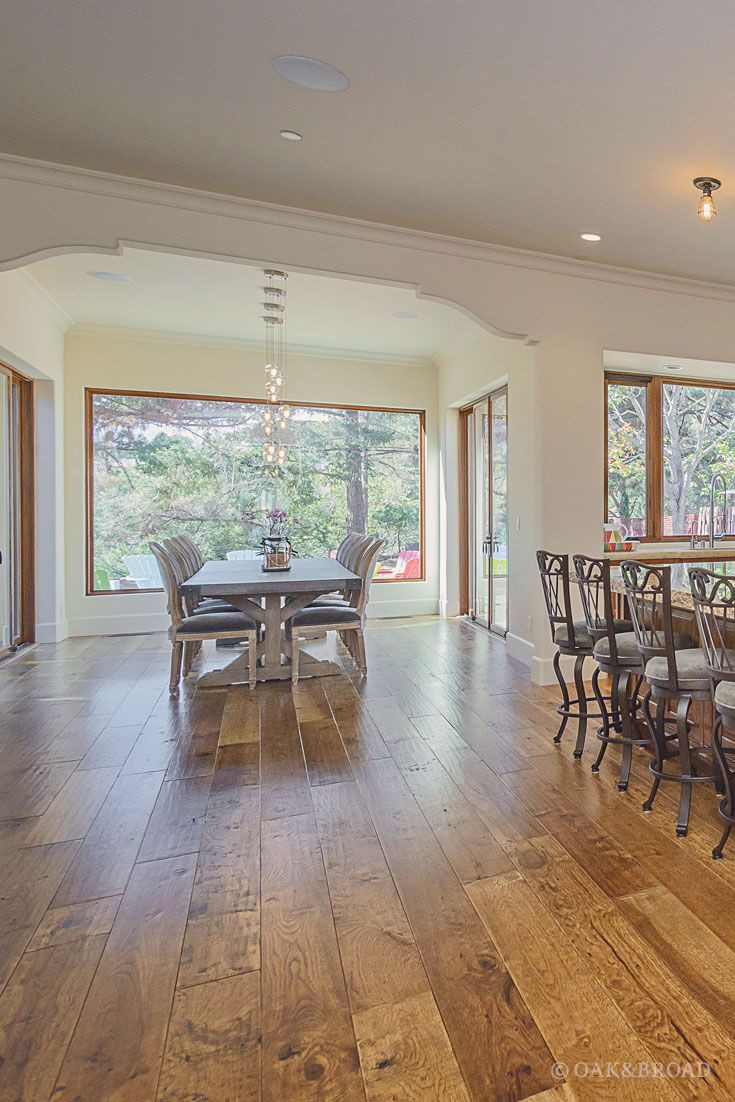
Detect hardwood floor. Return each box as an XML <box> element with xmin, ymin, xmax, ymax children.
<box><xmin>1</xmin><ymin>619</ymin><xmax>734</xmax><ymax>1098</ymax></box>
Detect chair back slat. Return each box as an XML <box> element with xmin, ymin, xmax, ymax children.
<box><xmin>177</xmin><ymin>534</ymin><xmax>204</xmax><ymax>572</ymax></box>
<box><xmin>620</xmin><ymin>561</ymin><xmax>678</xmax><ymax>687</ymax></box>
<box><xmin>150</xmin><ymin>541</ymin><xmax>184</xmax><ymax>628</ymax></box>
<box><xmin>352</xmin><ymin>537</ymin><xmax>385</xmax><ymax>617</ymax></box>
<box><xmin>573</xmin><ymin>554</ymin><xmax>619</xmax><ymax>663</ymax></box>
<box><xmin>337</xmin><ymin>533</ymin><xmax>362</xmax><ymax>566</ymax></box>
<box><xmin>536</xmin><ymin>550</ymin><xmax>576</xmax><ymax>646</ymax></box>
<box><xmin>689</xmin><ymin>568</ymin><xmax>735</xmax><ymax>682</ymax></box>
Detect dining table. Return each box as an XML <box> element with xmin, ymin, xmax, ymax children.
<box><xmin>180</xmin><ymin>555</ymin><xmax>362</xmax><ymax>687</ymax></box>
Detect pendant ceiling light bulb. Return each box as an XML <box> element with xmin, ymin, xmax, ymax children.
<box><xmin>261</xmin><ymin>269</ymin><xmax>289</xmax><ymax>478</ymax></box>
<box><xmin>693</xmin><ymin>176</ymin><xmax>721</xmax><ymax>222</ymax></box>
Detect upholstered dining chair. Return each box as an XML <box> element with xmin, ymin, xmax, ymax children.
<box><xmin>164</xmin><ymin>537</ymin><xmax>237</xmax><ymax>617</ymax></box>
<box><xmin>537</xmin><ymin>550</ymin><xmax>631</xmax><ymax>758</ymax></box>
<box><xmin>309</xmin><ymin>533</ymin><xmax>373</xmax><ymax>609</ymax></box>
<box><xmin>150</xmin><ymin>540</ymin><xmax>258</xmax><ymax>695</ymax></box>
<box><xmin>688</xmin><ymin>567</ymin><xmax>735</xmax><ymax>858</ymax></box>
<box><xmin>621</xmin><ymin>560</ymin><xmax>718</xmax><ymax>837</ymax></box>
<box><xmin>291</xmin><ymin>537</ymin><xmax>384</xmax><ymax>684</ymax></box>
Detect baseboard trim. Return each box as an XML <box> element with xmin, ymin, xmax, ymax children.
<box><xmin>505</xmin><ymin>631</ymin><xmax>534</xmax><ymax>668</ymax></box>
<box><xmin>67</xmin><ymin>601</ymin><xmax>439</xmax><ymax>636</ymax></box>
<box><xmin>35</xmin><ymin>619</ymin><xmax>70</xmax><ymax>643</ymax></box>
<box><xmin>531</xmin><ymin>650</ymin><xmax>588</xmax><ymax>686</ymax></box>
<box><xmin>368</xmin><ymin>598</ymin><xmax>439</xmax><ymax>618</ymax></box>
<box><xmin>438</xmin><ymin>599</ymin><xmax>461</xmax><ymax>618</ymax></box>
<box><xmin>68</xmin><ymin>612</ymin><xmax>170</xmax><ymax>636</ymax></box>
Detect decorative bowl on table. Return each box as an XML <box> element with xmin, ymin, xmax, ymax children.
<box><xmin>604</xmin><ymin>540</ymin><xmax>640</xmax><ymax>553</ymax></box>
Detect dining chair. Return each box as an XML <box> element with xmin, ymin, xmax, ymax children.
<box><xmin>621</xmin><ymin>560</ymin><xmax>717</xmax><ymax>837</ymax></box>
<box><xmin>537</xmin><ymin>550</ymin><xmax>630</xmax><ymax>757</ymax></box>
<box><xmin>164</xmin><ymin>537</ymin><xmax>237</xmax><ymax>616</ymax></box>
<box><xmin>150</xmin><ymin>540</ymin><xmax>258</xmax><ymax>695</ymax></box>
<box><xmin>335</xmin><ymin>533</ymin><xmax>358</xmax><ymax>564</ymax></box>
<box><xmin>688</xmin><ymin>567</ymin><xmax>735</xmax><ymax>858</ymax></box>
<box><xmin>310</xmin><ymin>533</ymin><xmax>373</xmax><ymax>607</ymax></box>
<box><xmin>290</xmin><ymin>537</ymin><xmax>385</xmax><ymax>684</ymax></box>
<box><xmin>176</xmin><ymin>533</ymin><xmax>204</xmax><ymax>571</ymax></box>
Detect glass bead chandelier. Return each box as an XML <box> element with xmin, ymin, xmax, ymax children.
<box><xmin>261</xmin><ymin>269</ymin><xmax>290</xmax><ymax>477</ymax></box>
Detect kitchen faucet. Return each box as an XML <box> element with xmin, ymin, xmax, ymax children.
<box><xmin>709</xmin><ymin>473</ymin><xmax>728</xmax><ymax>548</ymax></box>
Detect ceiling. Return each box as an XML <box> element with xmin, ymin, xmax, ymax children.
<box><xmin>25</xmin><ymin>248</ymin><xmax>472</xmax><ymax>357</ymax></box>
<box><xmin>3</xmin><ymin>2</ymin><xmax>735</xmax><ymax>285</ymax></box>
<box><xmin>605</xmin><ymin>350</ymin><xmax>735</xmax><ymax>383</ymax></box>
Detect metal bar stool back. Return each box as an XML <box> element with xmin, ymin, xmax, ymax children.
<box><xmin>689</xmin><ymin>567</ymin><xmax>735</xmax><ymax>858</ymax></box>
<box><xmin>537</xmin><ymin>549</ymin><xmax>596</xmax><ymax>757</ymax></box>
<box><xmin>621</xmin><ymin>561</ymin><xmax>713</xmax><ymax>837</ymax></box>
<box><xmin>573</xmin><ymin>554</ymin><xmax>645</xmax><ymax>791</ymax></box>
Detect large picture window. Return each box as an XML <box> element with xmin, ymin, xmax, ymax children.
<box><xmin>86</xmin><ymin>389</ymin><xmax>425</xmax><ymax>593</ymax></box>
<box><xmin>605</xmin><ymin>373</ymin><xmax>735</xmax><ymax>540</ymax></box>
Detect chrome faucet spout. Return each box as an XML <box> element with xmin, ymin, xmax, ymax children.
<box><xmin>709</xmin><ymin>473</ymin><xmax>728</xmax><ymax>548</ymax></box>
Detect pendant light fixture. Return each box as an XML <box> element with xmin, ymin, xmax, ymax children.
<box><xmin>261</xmin><ymin>269</ymin><xmax>290</xmax><ymax>478</ymax></box>
<box><xmin>693</xmin><ymin>177</ymin><xmax>721</xmax><ymax>222</ymax></box>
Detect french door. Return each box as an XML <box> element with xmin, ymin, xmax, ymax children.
<box><xmin>464</xmin><ymin>388</ymin><xmax>508</xmax><ymax>636</ymax></box>
<box><xmin>0</xmin><ymin>366</ymin><xmax>34</xmax><ymax>652</ymax></box>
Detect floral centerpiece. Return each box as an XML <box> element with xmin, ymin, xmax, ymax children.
<box><xmin>250</xmin><ymin>507</ymin><xmax>298</xmax><ymax>572</ymax></box>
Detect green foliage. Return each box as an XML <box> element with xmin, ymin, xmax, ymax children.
<box><xmin>91</xmin><ymin>393</ymin><xmax>422</xmax><ymax>587</ymax></box>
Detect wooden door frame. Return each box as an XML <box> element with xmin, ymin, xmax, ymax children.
<box><xmin>0</xmin><ymin>363</ymin><xmax>35</xmax><ymax>646</ymax></box>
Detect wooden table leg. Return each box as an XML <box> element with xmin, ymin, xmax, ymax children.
<box><xmin>194</xmin><ymin>591</ymin><xmax>345</xmax><ymax>686</ymax></box>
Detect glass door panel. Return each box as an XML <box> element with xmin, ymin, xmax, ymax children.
<box><xmin>0</xmin><ymin>374</ymin><xmax>10</xmax><ymax>650</ymax></box>
<box><xmin>489</xmin><ymin>390</ymin><xmax>508</xmax><ymax>636</ymax></box>
<box><xmin>467</xmin><ymin>398</ymin><xmax>490</xmax><ymax>627</ymax></box>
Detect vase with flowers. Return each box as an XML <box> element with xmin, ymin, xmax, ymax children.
<box><xmin>259</xmin><ymin>507</ymin><xmax>295</xmax><ymax>571</ymax></box>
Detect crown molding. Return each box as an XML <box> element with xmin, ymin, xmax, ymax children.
<box><xmin>4</xmin><ymin>154</ymin><xmax>735</xmax><ymax>303</ymax></box>
<box><xmin>67</xmin><ymin>323</ymin><xmax>436</xmax><ymax>368</ymax></box>
<box><xmin>4</xmin><ymin>268</ymin><xmax>74</xmax><ymax>331</ymax></box>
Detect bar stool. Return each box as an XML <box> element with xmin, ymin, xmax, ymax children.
<box><xmin>688</xmin><ymin>567</ymin><xmax>735</xmax><ymax>859</ymax></box>
<box><xmin>573</xmin><ymin>554</ymin><xmax>648</xmax><ymax>791</ymax></box>
<box><xmin>622</xmin><ymin>561</ymin><xmax>718</xmax><ymax>837</ymax></box>
<box><xmin>537</xmin><ymin>550</ymin><xmax>631</xmax><ymax>758</ymax></box>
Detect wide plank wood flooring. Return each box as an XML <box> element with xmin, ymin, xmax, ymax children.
<box><xmin>1</xmin><ymin>620</ymin><xmax>734</xmax><ymax>1099</ymax></box>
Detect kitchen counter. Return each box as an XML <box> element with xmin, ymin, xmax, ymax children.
<box><xmin>610</xmin><ymin>559</ymin><xmax>735</xmax><ymax>612</ymax></box>
<box><xmin>605</xmin><ymin>546</ymin><xmax>735</xmax><ymax>564</ymax></box>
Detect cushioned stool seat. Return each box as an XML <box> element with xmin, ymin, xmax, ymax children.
<box><xmin>594</xmin><ymin>630</ymin><xmax>690</xmax><ymax>664</ymax></box>
<box><xmin>554</xmin><ymin>618</ymin><xmax>632</xmax><ymax>650</ymax></box>
<box><xmin>714</xmin><ymin>678</ymin><xmax>735</xmax><ymax>715</ymax></box>
<box><xmin>646</xmin><ymin>648</ymin><xmax>710</xmax><ymax>689</ymax></box>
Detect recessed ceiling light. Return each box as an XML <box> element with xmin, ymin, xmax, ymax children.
<box><xmin>579</xmin><ymin>232</ymin><xmax>602</xmax><ymax>242</ymax></box>
<box><xmin>388</xmin><ymin>310</ymin><xmax>420</xmax><ymax>319</ymax></box>
<box><xmin>664</xmin><ymin>364</ymin><xmax>684</xmax><ymax>371</ymax></box>
<box><xmin>272</xmin><ymin>56</ymin><xmax>349</xmax><ymax>92</ymax></box>
<box><xmin>280</xmin><ymin>129</ymin><xmax>303</xmax><ymax>141</ymax></box>
<box><xmin>87</xmin><ymin>271</ymin><xmax>132</xmax><ymax>282</ymax></box>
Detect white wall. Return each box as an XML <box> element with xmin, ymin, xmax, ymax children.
<box><xmin>0</xmin><ymin>272</ymin><xmax>67</xmax><ymax>642</ymax></box>
<box><xmin>437</xmin><ymin>329</ymin><xmax>542</xmax><ymax>667</ymax></box>
<box><xmin>64</xmin><ymin>328</ymin><xmax>439</xmax><ymax>636</ymax></box>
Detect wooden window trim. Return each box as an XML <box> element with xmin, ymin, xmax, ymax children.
<box><xmin>605</xmin><ymin>371</ymin><xmax>735</xmax><ymax>543</ymax></box>
<box><xmin>85</xmin><ymin>387</ymin><xmax>427</xmax><ymax>595</ymax></box>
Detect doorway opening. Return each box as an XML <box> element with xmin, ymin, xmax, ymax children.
<box><xmin>459</xmin><ymin>387</ymin><xmax>508</xmax><ymax>636</ymax></box>
<box><xmin>0</xmin><ymin>364</ymin><xmax>34</xmax><ymax>651</ymax></box>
